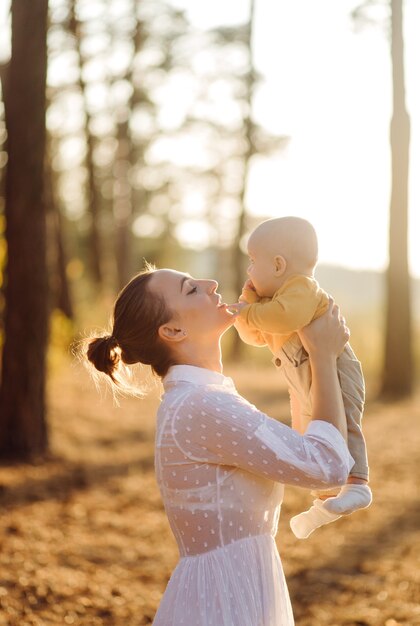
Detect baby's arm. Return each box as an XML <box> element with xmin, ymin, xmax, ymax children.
<box><xmin>235</xmin><ymin>317</ymin><xmax>267</xmax><ymax>346</ymax></box>
<box><xmin>239</xmin><ymin>276</ymin><xmax>323</xmax><ymax>334</ymax></box>
<box><xmin>234</xmin><ymin>280</ymin><xmax>267</xmax><ymax>347</ymax></box>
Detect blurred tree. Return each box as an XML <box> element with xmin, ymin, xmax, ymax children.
<box><xmin>112</xmin><ymin>0</ymin><xmax>141</xmax><ymax>289</ymax></box>
<box><xmin>0</xmin><ymin>91</ymin><xmax>7</xmax><ymax>334</ymax></box>
<box><xmin>135</xmin><ymin>11</ymin><xmax>288</xmax><ymax>293</ymax></box>
<box><xmin>45</xmin><ymin>154</ymin><xmax>74</xmax><ymax>320</ymax></box>
<box><xmin>69</xmin><ymin>0</ymin><xmax>104</xmax><ymax>287</ymax></box>
<box><xmin>0</xmin><ymin>0</ymin><xmax>49</xmax><ymax>459</ymax></box>
<box><xmin>353</xmin><ymin>0</ymin><xmax>413</xmax><ymax>398</ymax></box>
<box><xmin>381</xmin><ymin>0</ymin><xmax>412</xmax><ymax>397</ymax></box>
<box><xmin>49</xmin><ymin>0</ymin><xmax>190</xmax><ymax>289</ymax></box>
<box><xmin>230</xmin><ymin>0</ymin><xmax>257</xmax><ymax>358</ymax></box>
<box><xmin>42</xmin><ymin>0</ymin><xmax>286</xmax><ymax>305</ymax></box>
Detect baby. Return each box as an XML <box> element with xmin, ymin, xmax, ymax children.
<box><xmin>233</xmin><ymin>216</ymin><xmax>372</xmax><ymax>539</ymax></box>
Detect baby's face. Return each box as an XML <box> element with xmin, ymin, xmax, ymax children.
<box><xmin>246</xmin><ymin>237</ymin><xmax>280</xmax><ymax>298</ymax></box>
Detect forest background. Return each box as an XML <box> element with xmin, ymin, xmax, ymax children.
<box><xmin>0</xmin><ymin>0</ymin><xmax>419</xmax><ymax>625</ymax></box>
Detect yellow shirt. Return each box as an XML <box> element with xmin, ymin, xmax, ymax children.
<box><xmin>235</xmin><ymin>274</ymin><xmax>329</xmax><ymax>356</ymax></box>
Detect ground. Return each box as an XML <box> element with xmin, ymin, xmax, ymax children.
<box><xmin>0</xmin><ymin>360</ymin><xmax>419</xmax><ymax>626</ymax></box>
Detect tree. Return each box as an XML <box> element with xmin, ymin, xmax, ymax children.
<box><xmin>229</xmin><ymin>0</ymin><xmax>258</xmax><ymax>358</ymax></box>
<box><xmin>0</xmin><ymin>0</ymin><xmax>50</xmax><ymax>459</ymax></box>
<box><xmin>112</xmin><ymin>0</ymin><xmax>142</xmax><ymax>289</ymax></box>
<box><xmin>45</xmin><ymin>155</ymin><xmax>74</xmax><ymax>320</ymax></box>
<box><xmin>45</xmin><ymin>0</ymin><xmax>286</xmax><ymax>300</ymax></box>
<box><xmin>381</xmin><ymin>0</ymin><xmax>412</xmax><ymax>397</ymax></box>
<box><xmin>69</xmin><ymin>0</ymin><xmax>104</xmax><ymax>287</ymax></box>
<box><xmin>353</xmin><ymin>0</ymin><xmax>413</xmax><ymax>398</ymax></box>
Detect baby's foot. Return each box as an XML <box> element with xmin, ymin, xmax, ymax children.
<box><xmin>322</xmin><ymin>483</ymin><xmax>372</xmax><ymax>515</ymax></box>
<box><xmin>290</xmin><ymin>499</ymin><xmax>341</xmax><ymax>539</ymax></box>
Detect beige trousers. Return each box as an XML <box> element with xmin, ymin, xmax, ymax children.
<box><xmin>272</xmin><ymin>334</ymin><xmax>369</xmax><ymax>496</ymax></box>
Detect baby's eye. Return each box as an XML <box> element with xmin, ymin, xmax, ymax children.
<box><xmin>187</xmin><ymin>286</ymin><xmax>197</xmax><ymax>295</ymax></box>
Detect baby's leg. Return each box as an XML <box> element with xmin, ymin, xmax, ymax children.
<box><xmin>317</xmin><ymin>345</ymin><xmax>372</xmax><ymax>514</ymax></box>
<box><xmin>289</xmin><ymin>343</ymin><xmax>372</xmax><ymax>538</ymax></box>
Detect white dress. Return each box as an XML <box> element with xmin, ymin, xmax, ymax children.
<box><xmin>153</xmin><ymin>365</ymin><xmax>353</xmax><ymax>626</ymax></box>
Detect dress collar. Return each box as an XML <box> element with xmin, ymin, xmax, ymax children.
<box><xmin>163</xmin><ymin>364</ymin><xmax>235</xmax><ymax>390</ymax></box>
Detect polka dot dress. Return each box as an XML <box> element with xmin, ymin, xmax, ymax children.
<box><xmin>152</xmin><ymin>365</ymin><xmax>353</xmax><ymax>626</ymax></box>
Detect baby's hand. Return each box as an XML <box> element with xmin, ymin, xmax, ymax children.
<box><xmin>226</xmin><ymin>301</ymin><xmax>248</xmax><ymax>316</ymax></box>
<box><xmin>243</xmin><ymin>279</ymin><xmax>256</xmax><ymax>292</ymax></box>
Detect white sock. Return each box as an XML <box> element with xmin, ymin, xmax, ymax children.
<box><xmin>322</xmin><ymin>483</ymin><xmax>372</xmax><ymax>515</ymax></box>
<box><xmin>290</xmin><ymin>499</ymin><xmax>341</xmax><ymax>539</ymax></box>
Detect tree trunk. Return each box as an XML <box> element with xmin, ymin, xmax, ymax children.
<box><xmin>45</xmin><ymin>158</ymin><xmax>74</xmax><ymax>320</ymax></box>
<box><xmin>230</xmin><ymin>0</ymin><xmax>256</xmax><ymax>359</ymax></box>
<box><xmin>381</xmin><ymin>0</ymin><xmax>412</xmax><ymax>398</ymax></box>
<box><xmin>114</xmin><ymin>4</ymin><xmax>142</xmax><ymax>290</ymax></box>
<box><xmin>0</xmin><ymin>65</ymin><xmax>8</xmax><ymax>335</ymax></box>
<box><xmin>0</xmin><ymin>0</ymin><xmax>49</xmax><ymax>459</ymax></box>
<box><xmin>69</xmin><ymin>0</ymin><xmax>104</xmax><ymax>287</ymax></box>
<box><xmin>114</xmin><ymin>118</ymin><xmax>135</xmax><ymax>290</ymax></box>
<box><xmin>53</xmin><ymin>202</ymin><xmax>74</xmax><ymax>320</ymax></box>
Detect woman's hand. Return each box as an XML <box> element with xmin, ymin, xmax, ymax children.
<box><xmin>298</xmin><ymin>297</ymin><xmax>349</xmax><ymax>359</ymax></box>
<box><xmin>298</xmin><ymin>297</ymin><xmax>350</xmax><ymax>441</ymax></box>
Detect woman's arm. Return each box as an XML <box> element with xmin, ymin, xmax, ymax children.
<box><xmin>171</xmin><ymin>386</ymin><xmax>353</xmax><ymax>490</ymax></box>
<box><xmin>289</xmin><ymin>389</ymin><xmax>307</xmax><ymax>435</ymax></box>
<box><xmin>298</xmin><ymin>297</ymin><xmax>348</xmax><ymax>441</ymax></box>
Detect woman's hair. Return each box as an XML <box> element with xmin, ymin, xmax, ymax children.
<box><xmin>81</xmin><ymin>266</ymin><xmax>176</xmax><ymax>397</ymax></box>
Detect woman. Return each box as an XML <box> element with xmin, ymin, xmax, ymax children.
<box><xmin>86</xmin><ymin>267</ymin><xmax>353</xmax><ymax>626</ymax></box>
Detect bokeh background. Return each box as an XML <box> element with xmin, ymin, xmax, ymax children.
<box><xmin>0</xmin><ymin>1</ymin><xmax>419</xmax><ymax>625</ymax></box>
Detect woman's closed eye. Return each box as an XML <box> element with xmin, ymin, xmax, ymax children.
<box><xmin>187</xmin><ymin>285</ymin><xmax>197</xmax><ymax>295</ymax></box>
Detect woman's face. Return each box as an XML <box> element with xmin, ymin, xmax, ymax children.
<box><xmin>149</xmin><ymin>269</ymin><xmax>236</xmax><ymax>341</ymax></box>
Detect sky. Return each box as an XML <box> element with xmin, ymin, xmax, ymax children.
<box><xmin>171</xmin><ymin>0</ymin><xmax>420</xmax><ymax>277</ymax></box>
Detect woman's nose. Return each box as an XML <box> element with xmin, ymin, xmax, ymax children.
<box><xmin>206</xmin><ymin>280</ymin><xmax>218</xmax><ymax>293</ymax></box>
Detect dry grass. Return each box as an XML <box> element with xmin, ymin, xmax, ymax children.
<box><xmin>0</xmin><ymin>360</ymin><xmax>419</xmax><ymax>626</ymax></box>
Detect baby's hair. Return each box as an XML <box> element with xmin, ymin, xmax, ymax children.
<box><xmin>75</xmin><ymin>263</ymin><xmax>176</xmax><ymax>401</ymax></box>
<box><xmin>254</xmin><ymin>216</ymin><xmax>318</xmax><ymax>270</ymax></box>
<box><xmin>283</xmin><ymin>216</ymin><xmax>318</xmax><ymax>268</ymax></box>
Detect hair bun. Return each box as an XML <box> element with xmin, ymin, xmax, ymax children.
<box><xmin>108</xmin><ymin>335</ymin><xmax>119</xmax><ymax>348</ymax></box>
<box><xmin>87</xmin><ymin>334</ymin><xmax>121</xmax><ymax>380</ymax></box>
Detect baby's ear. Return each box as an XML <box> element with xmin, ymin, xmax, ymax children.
<box><xmin>274</xmin><ymin>255</ymin><xmax>287</xmax><ymax>276</ymax></box>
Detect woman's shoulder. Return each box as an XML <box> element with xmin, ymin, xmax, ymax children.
<box><xmin>160</xmin><ymin>380</ymin><xmax>255</xmax><ymax>414</ymax></box>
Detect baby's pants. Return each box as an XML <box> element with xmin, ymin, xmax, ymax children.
<box><xmin>272</xmin><ymin>334</ymin><xmax>369</xmax><ymax>495</ymax></box>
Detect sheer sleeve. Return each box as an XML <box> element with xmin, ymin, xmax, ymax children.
<box><xmin>172</xmin><ymin>387</ymin><xmax>354</xmax><ymax>490</ymax></box>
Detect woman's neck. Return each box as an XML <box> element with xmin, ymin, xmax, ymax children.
<box><xmin>175</xmin><ymin>340</ymin><xmax>223</xmax><ymax>373</ymax></box>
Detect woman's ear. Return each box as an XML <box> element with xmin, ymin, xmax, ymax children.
<box><xmin>158</xmin><ymin>323</ymin><xmax>187</xmax><ymax>343</ymax></box>
<box><xmin>274</xmin><ymin>255</ymin><xmax>287</xmax><ymax>276</ymax></box>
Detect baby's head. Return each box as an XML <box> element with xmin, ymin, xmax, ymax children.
<box><xmin>246</xmin><ymin>216</ymin><xmax>318</xmax><ymax>297</ymax></box>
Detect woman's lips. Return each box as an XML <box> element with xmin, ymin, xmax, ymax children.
<box><xmin>215</xmin><ymin>294</ymin><xmax>233</xmax><ymax>312</ymax></box>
